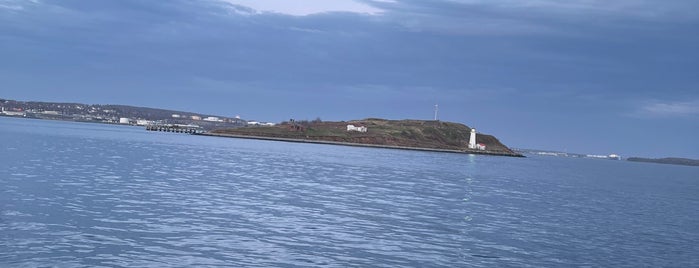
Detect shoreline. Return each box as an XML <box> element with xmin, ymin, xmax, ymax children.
<box><xmin>0</xmin><ymin>116</ymin><xmax>524</xmax><ymax>157</ymax></box>
<box><xmin>197</xmin><ymin>132</ymin><xmax>525</xmax><ymax>157</ymax></box>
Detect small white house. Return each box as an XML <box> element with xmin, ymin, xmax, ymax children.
<box><xmin>347</xmin><ymin>124</ymin><xmax>367</xmax><ymax>133</ymax></box>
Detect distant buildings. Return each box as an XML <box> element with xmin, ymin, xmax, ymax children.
<box><xmin>119</xmin><ymin>118</ymin><xmax>153</xmax><ymax>126</ymax></box>
<box><xmin>347</xmin><ymin>124</ymin><xmax>367</xmax><ymax>133</ymax></box>
<box><xmin>204</xmin><ymin>116</ymin><xmax>221</xmax><ymax>122</ymax></box>
<box><xmin>524</xmin><ymin>150</ymin><xmax>621</xmax><ymax>160</ymax></box>
<box><xmin>2</xmin><ymin>111</ymin><xmax>26</xmax><ymax>116</ymax></box>
<box><xmin>587</xmin><ymin>154</ymin><xmax>621</xmax><ymax>160</ymax></box>
<box><xmin>1</xmin><ymin>107</ymin><xmax>26</xmax><ymax>117</ymax></box>
<box><xmin>536</xmin><ymin>152</ymin><xmax>567</xmax><ymax>157</ymax></box>
<box><xmin>0</xmin><ymin>98</ymin><xmax>247</xmax><ymax>129</ymax></box>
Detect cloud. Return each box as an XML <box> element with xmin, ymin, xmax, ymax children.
<box><xmin>353</xmin><ymin>0</ymin><xmax>699</xmax><ymax>36</ymax></box>
<box><xmin>217</xmin><ymin>0</ymin><xmax>384</xmax><ymax>16</ymax></box>
<box><xmin>433</xmin><ymin>0</ymin><xmax>699</xmax><ymax>19</ymax></box>
<box><xmin>0</xmin><ymin>4</ymin><xmax>21</xmax><ymax>11</ymax></box>
<box><xmin>0</xmin><ymin>0</ymin><xmax>39</xmax><ymax>11</ymax></box>
<box><xmin>634</xmin><ymin>100</ymin><xmax>699</xmax><ymax>118</ymax></box>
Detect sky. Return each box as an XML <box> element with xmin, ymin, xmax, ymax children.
<box><xmin>1</xmin><ymin>0</ymin><xmax>698</xmax><ymax>158</ymax></box>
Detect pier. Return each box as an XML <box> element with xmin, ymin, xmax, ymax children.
<box><xmin>145</xmin><ymin>124</ymin><xmax>203</xmax><ymax>134</ymax></box>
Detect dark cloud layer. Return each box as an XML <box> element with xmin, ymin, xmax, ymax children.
<box><xmin>1</xmin><ymin>0</ymin><xmax>698</xmax><ymax>157</ymax></box>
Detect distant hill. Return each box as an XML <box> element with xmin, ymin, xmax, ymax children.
<box><xmin>627</xmin><ymin>157</ymin><xmax>699</xmax><ymax>167</ymax></box>
<box><xmin>210</xmin><ymin>118</ymin><xmax>522</xmax><ymax>157</ymax></box>
<box><xmin>0</xmin><ymin>98</ymin><xmax>244</xmax><ymax>130</ymax></box>
<box><xmin>1</xmin><ymin>98</ymin><xmax>221</xmax><ymax>120</ymax></box>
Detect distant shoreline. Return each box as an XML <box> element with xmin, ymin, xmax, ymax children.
<box><xmin>1</xmin><ymin>112</ymin><xmax>524</xmax><ymax>158</ymax></box>
<box><xmin>627</xmin><ymin>157</ymin><xmax>699</xmax><ymax>167</ymax></box>
<box><xmin>198</xmin><ymin>132</ymin><xmax>525</xmax><ymax>157</ymax></box>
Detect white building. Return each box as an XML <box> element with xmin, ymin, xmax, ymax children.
<box><xmin>468</xmin><ymin>128</ymin><xmax>477</xmax><ymax>149</ymax></box>
<box><xmin>587</xmin><ymin>154</ymin><xmax>621</xmax><ymax>160</ymax></box>
<box><xmin>1</xmin><ymin>107</ymin><xmax>26</xmax><ymax>116</ymax></box>
<box><xmin>119</xmin><ymin>118</ymin><xmax>131</xmax><ymax>124</ymax></box>
<box><xmin>465</xmin><ymin>129</ymin><xmax>486</xmax><ymax>150</ymax></box>
<box><xmin>347</xmin><ymin>124</ymin><xmax>367</xmax><ymax>133</ymax></box>
<box><xmin>203</xmin><ymin>116</ymin><xmax>221</xmax><ymax>122</ymax></box>
<box><xmin>136</xmin><ymin>119</ymin><xmax>151</xmax><ymax>126</ymax></box>
<box><xmin>172</xmin><ymin>114</ymin><xmax>181</xmax><ymax>118</ymax></box>
<box><xmin>247</xmin><ymin>121</ymin><xmax>260</xmax><ymax>126</ymax></box>
<box><xmin>191</xmin><ymin>115</ymin><xmax>202</xmax><ymax>120</ymax></box>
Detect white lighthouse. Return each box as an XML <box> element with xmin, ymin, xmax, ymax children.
<box><xmin>468</xmin><ymin>128</ymin><xmax>477</xmax><ymax>149</ymax></box>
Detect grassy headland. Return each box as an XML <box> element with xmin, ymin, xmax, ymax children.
<box><xmin>207</xmin><ymin>118</ymin><xmax>523</xmax><ymax>157</ymax></box>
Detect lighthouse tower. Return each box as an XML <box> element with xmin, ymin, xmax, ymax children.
<box><xmin>468</xmin><ymin>128</ymin><xmax>477</xmax><ymax>149</ymax></box>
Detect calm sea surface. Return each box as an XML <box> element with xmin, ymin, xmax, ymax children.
<box><xmin>1</xmin><ymin>117</ymin><xmax>697</xmax><ymax>267</ymax></box>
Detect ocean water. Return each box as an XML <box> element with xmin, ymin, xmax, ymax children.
<box><xmin>1</xmin><ymin>117</ymin><xmax>697</xmax><ymax>267</ymax></box>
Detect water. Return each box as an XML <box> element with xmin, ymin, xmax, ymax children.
<box><xmin>1</xmin><ymin>117</ymin><xmax>697</xmax><ymax>267</ymax></box>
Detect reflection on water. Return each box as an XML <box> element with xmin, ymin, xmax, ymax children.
<box><xmin>1</xmin><ymin>117</ymin><xmax>698</xmax><ymax>267</ymax></box>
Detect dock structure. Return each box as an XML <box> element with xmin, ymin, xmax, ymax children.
<box><xmin>145</xmin><ymin>124</ymin><xmax>203</xmax><ymax>134</ymax></box>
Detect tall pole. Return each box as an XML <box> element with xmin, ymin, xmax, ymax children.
<box><xmin>434</xmin><ymin>104</ymin><xmax>438</xmax><ymax>121</ymax></box>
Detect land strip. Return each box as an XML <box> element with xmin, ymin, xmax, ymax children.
<box><xmin>199</xmin><ymin>132</ymin><xmax>523</xmax><ymax>157</ymax></box>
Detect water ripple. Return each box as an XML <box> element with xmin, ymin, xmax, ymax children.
<box><xmin>1</xmin><ymin>118</ymin><xmax>698</xmax><ymax>267</ymax></box>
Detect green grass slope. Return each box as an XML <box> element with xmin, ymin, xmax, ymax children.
<box><xmin>212</xmin><ymin>118</ymin><xmax>519</xmax><ymax>155</ymax></box>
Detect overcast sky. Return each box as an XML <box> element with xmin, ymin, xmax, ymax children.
<box><xmin>1</xmin><ymin>0</ymin><xmax>698</xmax><ymax>158</ymax></box>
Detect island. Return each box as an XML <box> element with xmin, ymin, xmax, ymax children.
<box><xmin>203</xmin><ymin>118</ymin><xmax>524</xmax><ymax>157</ymax></box>
<box><xmin>627</xmin><ymin>157</ymin><xmax>699</xmax><ymax>167</ymax></box>
<box><xmin>2</xmin><ymin>98</ymin><xmax>522</xmax><ymax>157</ymax></box>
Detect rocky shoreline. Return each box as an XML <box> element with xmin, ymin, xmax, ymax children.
<box><xmin>198</xmin><ymin>132</ymin><xmax>525</xmax><ymax>157</ymax></box>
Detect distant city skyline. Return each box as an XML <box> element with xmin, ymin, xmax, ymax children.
<box><xmin>1</xmin><ymin>0</ymin><xmax>698</xmax><ymax>158</ymax></box>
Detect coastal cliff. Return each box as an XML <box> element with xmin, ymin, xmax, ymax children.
<box><xmin>208</xmin><ymin>119</ymin><xmax>523</xmax><ymax>157</ymax></box>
